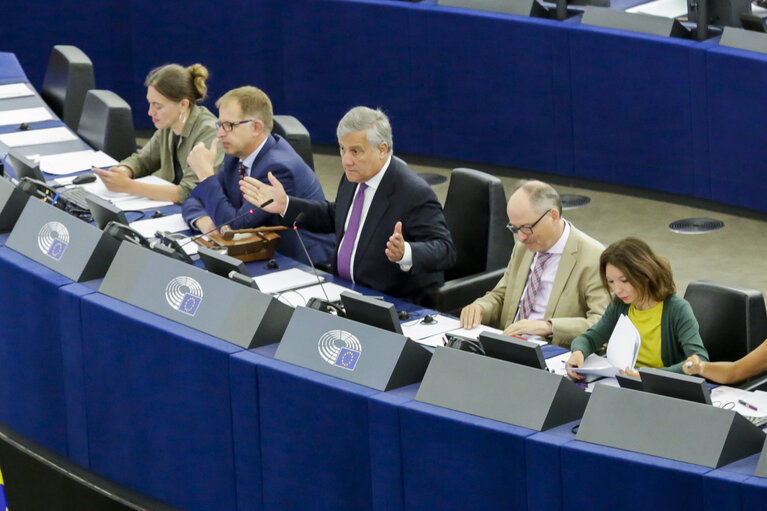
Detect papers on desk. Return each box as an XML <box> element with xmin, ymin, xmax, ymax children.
<box><xmin>545</xmin><ymin>351</ymin><xmax>572</xmax><ymax>376</ymax></box>
<box><xmin>81</xmin><ymin>175</ymin><xmax>174</xmax><ymax>211</ymax></box>
<box><xmin>401</xmin><ymin>314</ymin><xmax>461</xmax><ymax>345</ymax></box>
<box><xmin>711</xmin><ymin>386</ymin><xmax>767</xmax><ymax>418</ymax></box>
<box><xmin>570</xmin><ymin>314</ymin><xmax>641</xmax><ymax>377</ymax></box>
<box><xmin>253</xmin><ymin>268</ymin><xmax>324</xmax><ymax>295</ymax></box>
<box><xmin>626</xmin><ymin>0</ymin><xmax>687</xmax><ymax>18</ymax></box>
<box><xmin>39</xmin><ymin>149</ymin><xmax>118</xmax><ymax>175</ymax></box>
<box><xmin>0</xmin><ymin>83</ymin><xmax>34</xmax><ymax>100</ymax></box>
<box><xmin>0</xmin><ymin>107</ymin><xmax>52</xmax><ymax>127</ymax></box>
<box><xmin>129</xmin><ymin>214</ymin><xmax>188</xmax><ymax>238</ymax></box>
<box><xmin>276</xmin><ymin>282</ymin><xmax>360</xmax><ymax>307</ymax></box>
<box><xmin>0</xmin><ymin>126</ymin><xmax>78</xmax><ymax>147</ymax></box>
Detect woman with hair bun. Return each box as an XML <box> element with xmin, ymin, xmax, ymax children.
<box><xmin>93</xmin><ymin>63</ymin><xmax>223</xmax><ymax>203</ymax></box>
<box><xmin>565</xmin><ymin>237</ymin><xmax>709</xmax><ymax>379</ymax></box>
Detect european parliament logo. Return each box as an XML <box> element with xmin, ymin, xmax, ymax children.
<box><xmin>37</xmin><ymin>221</ymin><xmax>69</xmax><ymax>261</ymax></box>
<box><xmin>164</xmin><ymin>276</ymin><xmax>204</xmax><ymax>316</ymax></box>
<box><xmin>317</xmin><ymin>330</ymin><xmax>362</xmax><ymax>371</ymax></box>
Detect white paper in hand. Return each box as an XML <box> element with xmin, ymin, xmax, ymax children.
<box><xmin>570</xmin><ymin>314</ymin><xmax>641</xmax><ymax>377</ymax></box>
<box><xmin>606</xmin><ymin>314</ymin><xmax>641</xmax><ymax>371</ymax></box>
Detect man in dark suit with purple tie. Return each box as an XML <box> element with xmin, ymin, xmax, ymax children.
<box><xmin>239</xmin><ymin>106</ymin><xmax>456</xmax><ymax>305</ymax></box>
<box><xmin>181</xmin><ymin>86</ymin><xmax>334</xmax><ymax>265</ymax></box>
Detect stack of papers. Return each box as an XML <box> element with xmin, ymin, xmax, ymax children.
<box><xmin>0</xmin><ymin>107</ymin><xmax>53</xmax><ymax>127</ymax></box>
<box><xmin>80</xmin><ymin>175</ymin><xmax>174</xmax><ymax>211</ymax></box>
<box><xmin>0</xmin><ymin>126</ymin><xmax>78</xmax><ymax>147</ymax></box>
<box><xmin>571</xmin><ymin>314</ymin><xmax>641</xmax><ymax>378</ymax></box>
<box><xmin>0</xmin><ymin>83</ymin><xmax>34</xmax><ymax>100</ymax></box>
<box><xmin>39</xmin><ymin>149</ymin><xmax>118</xmax><ymax>175</ymax></box>
<box><xmin>129</xmin><ymin>214</ymin><xmax>189</xmax><ymax>238</ymax></box>
<box><xmin>253</xmin><ymin>268</ymin><xmax>325</xmax><ymax>295</ymax></box>
<box><xmin>626</xmin><ymin>0</ymin><xmax>688</xmax><ymax>17</ymax></box>
<box><xmin>276</xmin><ymin>282</ymin><xmax>360</xmax><ymax>307</ymax></box>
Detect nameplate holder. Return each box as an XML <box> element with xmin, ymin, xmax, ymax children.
<box><xmin>577</xmin><ymin>384</ymin><xmax>765</xmax><ymax>468</ymax></box>
<box><xmin>99</xmin><ymin>242</ymin><xmax>292</xmax><ymax>349</ymax></box>
<box><xmin>438</xmin><ymin>0</ymin><xmax>548</xmax><ymax>17</ymax></box>
<box><xmin>0</xmin><ymin>178</ymin><xmax>30</xmax><ymax>233</ymax></box>
<box><xmin>416</xmin><ymin>346</ymin><xmax>588</xmax><ymax>431</ymax></box>
<box><xmin>6</xmin><ymin>198</ymin><xmax>119</xmax><ymax>281</ymax></box>
<box><xmin>275</xmin><ymin>306</ymin><xmax>432</xmax><ymax>391</ymax></box>
<box><xmin>720</xmin><ymin>26</ymin><xmax>767</xmax><ymax>54</ymax></box>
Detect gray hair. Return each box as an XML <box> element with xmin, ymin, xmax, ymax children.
<box><xmin>518</xmin><ymin>180</ymin><xmax>562</xmax><ymax>215</ymax></box>
<box><xmin>336</xmin><ymin>106</ymin><xmax>393</xmax><ymax>154</ymax></box>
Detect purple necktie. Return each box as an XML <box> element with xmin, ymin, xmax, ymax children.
<box><xmin>517</xmin><ymin>252</ymin><xmax>552</xmax><ymax>320</ymax></box>
<box><xmin>238</xmin><ymin>161</ymin><xmax>248</xmax><ymax>180</ymax></box>
<box><xmin>337</xmin><ymin>183</ymin><xmax>368</xmax><ymax>282</ymax></box>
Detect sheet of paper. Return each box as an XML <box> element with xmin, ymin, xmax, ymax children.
<box><xmin>545</xmin><ymin>351</ymin><xmax>572</xmax><ymax>376</ymax></box>
<box><xmin>570</xmin><ymin>353</ymin><xmax>620</xmax><ymax>378</ymax></box>
<box><xmin>401</xmin><ymin>314</ymin><xmax>461</xmax><ymax>341</ymax></box>
<box><xmin>0</xmin><ymin>83</ymin><xmax>34</xmax><ymax>100</ymax></box>
<box><xmin>606</xmin><ymin>314</ymin><xmax>641</xmax><ymax>370</ymax></box>
<box><xmin>626</xmin><ymin>0</ymin><xmax>687</xmax><ymax>17</ymax></box>
<box><xmin>253</xmin><ymin>268</ymin><xmax>325</xmax><ymax>294</ymax></box>
<box><xmin>275</xmin><ymin>282</ymin><xmax>360</xmax><ymax>307</ymax></box>
<box><xmin>39</xmin><ymin>149</ymin><xmax>118</xmax><ymax>175</ymax></box>
<box><xmin>711</xmin><ymin>386</ymin><xmax>767</xmax><ymax>418</ymax></box>
<box><xmin>0</xmin><ymin>107</ymin><xmax>53</xmax><ymax>127</ymax></box>
<box><xmin>415</xmin><ymin>333</ymin><xmax>449</xmax><ymax>348</ymax></box>
<box><xmin>445</xmin><ymin>324</ymin><xmax>547</xmax><ymax>346</ymax></box>
<box><xmin>0</xmin><ymin>126</ymin><xmax>78</xmax><ymax>147</ymax></box>
<box><xmin>130</xmin><ymin>214</ymin><xmax>189</xmax><ymax>238</ymax></box>
<box><xmin>81</xmin><ymin>175</ymin><xmax>173</xmax><ymax>210</ymax></box>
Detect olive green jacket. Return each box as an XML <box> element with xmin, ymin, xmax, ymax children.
<box><xmin>121</xmin><ymin>105</ymin><xmax>223</xmax><ymax>202</ymax></box>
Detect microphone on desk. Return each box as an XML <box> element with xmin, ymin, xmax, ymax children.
<box><xmin>292</xmin><ymin>212</ymin><xmax>345</xmax><ymax>316</ymax></box>
<box><xmin>179</xmin><ymin>199</ymin><xmax>273</xmax><ymax>249</ymax></box>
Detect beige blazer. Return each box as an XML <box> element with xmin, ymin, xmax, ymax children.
<box><xmin>473</xmin><ymin>223</ymin><xmax>609</xmax><ymax>348</ymax></box>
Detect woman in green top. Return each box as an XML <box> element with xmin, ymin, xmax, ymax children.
<box><xmin>566</xmin><ymin>237</ymin><xmax>709</xmax><ymax>380</ymax></box>
<box><xmin>92</xmin><ymin>63</ymin><xmax>223</xmax><ymax>203</ymax></box>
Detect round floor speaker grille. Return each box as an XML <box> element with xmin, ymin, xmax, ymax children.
<box><xmin>668</xmin><ymin>218</ymin><xmax>725</xmax><ymax>234</ymax></box>
<box><xmin>418</xmin><ymin>173</ymin><xmax>447</xmax><ymax>186</ymax></box>
<box><xmin>560</xmin><ymin>194</ymin><xmax>591</xmax><ymax>210</ymax></box>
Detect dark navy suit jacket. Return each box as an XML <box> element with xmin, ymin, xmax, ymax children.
<box><xmin>182</xmin><ymin>134</ymin><xmax>335</xmax><ymax>265</ymax></box>
<box><xmin>284</xmin><ymin>156</ymin><xmax>456</xmax><ymax>303</ymax></box>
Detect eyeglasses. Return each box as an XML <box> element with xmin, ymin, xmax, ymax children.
<box><xmin>506</xmin><ymin>209</ymin><xmax>551</xmax><ymax>236</ymax></box>
<box><xmin>215</xmin><ymin>119</ymin><xmax>254</xmax><ymax>132</ymax></box>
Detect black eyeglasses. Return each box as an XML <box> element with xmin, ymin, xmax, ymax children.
<box><xmin>215</xmin><ymin>119</ymin><xmax>254</xmax><ymax>132</ymax></box>
<box><xmin>506</xmin><ymin>209</ymin><xmax>551</xmax><ymax>236</ymax></box>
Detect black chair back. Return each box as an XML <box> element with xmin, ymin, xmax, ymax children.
<box><xmin>77</xmin><ymin>89</ymin><xmax>136</xmax><ymax>161</ymax></box>
<box><xmin>442</xmin><ymin>168</ymin><xmax>513</xmax><ymax>281</ymax></box>
<box><xmin>273</xmin><ymin>114</ymin><xmax>315</xmax><ymax>170</ymax></box>
<box><xmin>684</xmin><ymin>280</ymin><xmax>767</xmax><ymax>363</ymax></box>
<box><xmin>41</xmin><ymin>45</ymin><xmax>95</xmax><ymax>131</ymax></box>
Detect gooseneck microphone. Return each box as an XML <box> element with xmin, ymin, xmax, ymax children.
<box><xmin>292</xmin><ymin>212</ymin><xmax>342</xmax><ymax>315</ymax></box>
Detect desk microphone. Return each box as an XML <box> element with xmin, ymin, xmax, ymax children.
<box><xmin>292</xmin><ymin>212</ymin><xmax>344</xmax><ymax>316</ymax></box>
<box><xmin>179</xmin><ymin>198</ymin><xmax>273</xmax><ymax>249</ymax></box>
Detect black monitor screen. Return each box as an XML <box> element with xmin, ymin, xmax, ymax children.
<box><xmin>478</xmin><ymin>332</ymin><xmax>547</xmax><ymax>369</ymax></box>
<box><xmin>639</xmin><ymin>367</ymin><xmax>712</xmax><ymax>404</ymax></box>
<box><xmin>6</xmin><ymin>151</ymin><xmax>44</xmax><ymax>181</ymax></box>
<box><xmin>198</xmin><ymin>246</ymin><xmax>249</xmax><ymax>278</ymax></box>
<box><xmin>340</xmin><ymin>292</ymin><xmax>402</xmax><ymax>334</ymax></box>
<box><xmin>85</xmin><ymin>195</ymin><xmax>127</xmax><ymax>229</ymax></box>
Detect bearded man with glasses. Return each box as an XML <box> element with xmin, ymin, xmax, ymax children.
<box><xmin>181</xmin><ymin>86</ymin><xmax>334</xmax><ymax>265</ymax></box>
<box><xmin>460</xmin><ymin>180</ymin><xmax>609</xmax><ymax>348</ymax></box>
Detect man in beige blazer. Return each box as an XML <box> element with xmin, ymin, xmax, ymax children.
<box><xmin>460</xmin><ymin>180</ymin><xmax>609</xmax><ymax>348</ymax></box>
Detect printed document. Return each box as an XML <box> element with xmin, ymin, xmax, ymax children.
<box><xmin>39</xmin><ymin>149</ymin><xmax>118</xmax><ymax>175</ymax></box>
<box><xmin>0</xmin><ymin>107</ymin><xmax>52</xmax><ymax>127</ymax></box>
<box><xmin>0</xmin><ymin>83</ymin><xmax>34</xmax><ymax>100</ymax></box>
<box><xmin>0</xmin><ymin>126</ymin><xmax>78</xmax><ymax>147</ymax></box>
<box><xmin>570</xmin><ymin>314</ymin><xmax>641</xmax><ymax>377</ymax></box>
